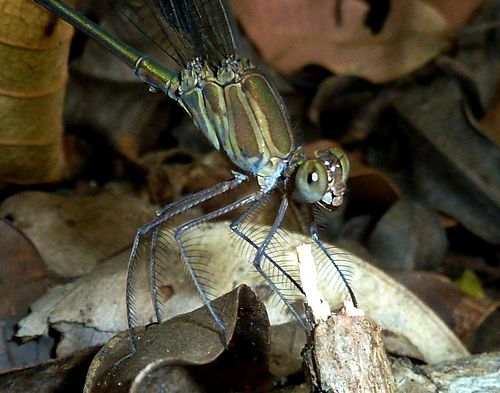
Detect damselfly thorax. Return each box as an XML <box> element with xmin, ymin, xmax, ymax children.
<box><xmin>175</xmin><ymin>56</ymin><xmax>293</xmax><ymax>190</ymax></box>
<box><xmin>173</xmin><ymin>55</ymin><xmax>348</xmax><ymax>206</ymax></box>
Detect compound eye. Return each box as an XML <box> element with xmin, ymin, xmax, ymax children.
<box><xmin>294</xmin><ymin>159</ymin><xmax>328</xmax><ymax>204</ymax></box>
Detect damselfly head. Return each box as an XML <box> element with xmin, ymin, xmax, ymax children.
<box><xmin>292</xmin><ymin>148</ymin><xmax>350</xmax><ymax>209</ymax></box>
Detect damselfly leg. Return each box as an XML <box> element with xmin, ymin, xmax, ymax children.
<box><xmin>126</xmin><ymin>173</ymin><xmax>248</xmax><ymax>353</ymax></box>
<box><xmin>230</xmin><ymin>195</ymin><xmax>307</xmax><ymax>330</ymax></box>
<box><xmin>174</xmin><ymin>192</ymin><xmax>259</xmax><ymax>346</ymax></box>
<box><xmin>307</xmin><ymin>206</ymin><xmax>357</xmax><ymax>308</ymax></box>
<box><xmin>246</xmin><ymin>195</ymin><xmax>308</xmax><ymax>331</ymax></box>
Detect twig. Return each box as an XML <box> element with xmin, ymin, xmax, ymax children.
<box><xmin>297</xmin><ymin>244</ymin><xmax>396</xmax><ymax>393</ymax></box>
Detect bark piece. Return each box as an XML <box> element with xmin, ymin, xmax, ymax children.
<box><xmin>303</xmin><ymin>313</ymin><xmax>396</xmax><ymax>393</ymax></box>
<box><xmin>392</xmin><ymin>352</ymin><xmax>500</xmax><ymax>392</ymax></box>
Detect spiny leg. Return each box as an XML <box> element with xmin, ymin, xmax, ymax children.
<box><xmin>175</xmin><ymin>192</ymin><xmax>260</xmax><ymax>345</ymax></box>
<box><xmin>249</xmin><ymin>194</ymin><xmax>308</xmax><ymax>331</ymax></box>
<box><xmin>307</xmin><ymin>206</ymin><xmax>357</xmax><ymax>307</ymax></box>
<box><xmin>230</xmin><ymin>194</ymin><xmax>304</xmax><ymax>300</ymax></box>
<box><xmin>149</xmin><ymin>227</ymin><xmax>162</xmax><ymax>322</ymax></box>
<box><xmin>125</xmin><ymin>174</ymin><xmax>248</xmax><ymax>354</ymax></box>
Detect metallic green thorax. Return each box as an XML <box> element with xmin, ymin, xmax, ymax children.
<box><xmin>176</xmin><ymin>57</ymin><xmax>293</xmax><ymax>183</ymax></box>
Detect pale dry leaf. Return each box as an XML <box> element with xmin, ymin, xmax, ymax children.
<box><xmin>17</xmin><ymin>222</ymin><xmax>468</xmax><ymax>363</ymax></box>
<box><xmin>0</xmin><ymin>191</ymin><xmax>155</xmax><ymax>277</ymax></box>
<box><xmin>16</xmin><ymin>283</ymin><xmax>76</xmax><ymax>338</ymax></box>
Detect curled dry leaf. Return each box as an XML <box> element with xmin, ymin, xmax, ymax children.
<box><xmin>0</xmin><ymin>0</ymin><xmax>75</xmax><ymax>183</ymax></box>
<box><xmin>18</xmin><ymin>222</ymin><xmax>468</xmax><ymax>365</ymax></box>
<box><xmin>0</xmin><ymin>346</ymin><xmax>98</xmax><ymax>393</ymax></box>
<box><xmin>349</xmin><ymin>152</ymin><xmax>401</xmax><ymax>209</ymax></box>
<box><xmin>230</xmin><ymin>0</ymin><xmax>450</xmax><ymax>83</ymax></box>
<box><xmin>0</xmin><ymin>191</ymin><xmax>155</xmax><ymax>277</ymax></box>
<box><xmin>84</xmin><ymin>285</ymin><xmax>272</xmax><ymax>393</ymax></box>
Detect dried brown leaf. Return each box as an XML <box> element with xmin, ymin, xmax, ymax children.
<box><xmin>349</xmin><ymin>152</ymin><xmax>401</xmax><ymax>209</ymax></box>
<box><xmin>429</xmin><ymin>0</ymin><xmax>485</xmax><ymax>29</ymax></box>
<box><xmin>231</xmin><ymin>0</ymin><xmax>450</xmax><ymax>83</ymax></box>
<box><xmin>393</xmin><ymin>271</ymin><xmax>499</xmax><ymax>340</ymax></box>
<box><xmin>0</xmin><ymin>219</ymin><xmax>47</xmax><ymax>319</ymax></box>
<box><xmin>84</xmin><ymin>285</ymin><xmax>272</xmax><ymax>393</ymax></box>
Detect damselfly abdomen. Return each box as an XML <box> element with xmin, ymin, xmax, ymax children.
<box><xmin>34</xmin><ymin>0</ymin><xmax>357</xmax><ymax>351</ymax></box>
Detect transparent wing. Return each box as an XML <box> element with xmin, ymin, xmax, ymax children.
<box><xmin>115</xmin><ymin>0</ymin><xmax>237</xmax><ymax>68</ymax></box>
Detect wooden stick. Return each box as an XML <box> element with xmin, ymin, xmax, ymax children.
<box><xmin>297</xmin><ymin>244</ymin><xmax>396</xmax><ymax>393</ymax></box>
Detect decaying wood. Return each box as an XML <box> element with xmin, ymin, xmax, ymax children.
<box><xmin>298</xmin><ymin>244</ymin><xmax>395</xmax><ymax>392</ymax></box>
<box><xmin>302</xmin><ymin>313</ymin><xmax>396</xmax><ymax>393</ymax></box>
<box><xmin>392</xmin><ymin>352</ymin><xmax>500</xmax><ymax>392</ymax></box>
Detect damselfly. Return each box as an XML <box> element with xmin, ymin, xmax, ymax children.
<box><xmin>34</xmin><ymin>0</ymin><xmax>357</xmax><ymax>350</ymax></box>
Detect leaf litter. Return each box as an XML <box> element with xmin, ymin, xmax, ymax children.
<box><xmin>0</xmin><ymin>0</ymin><xmax>499</xmax><ymax>391</ymax></box>
<box><xmin>16</xmin><ymin>222</ymin><xmax>468</xmax><ymax>365</ymax></box>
